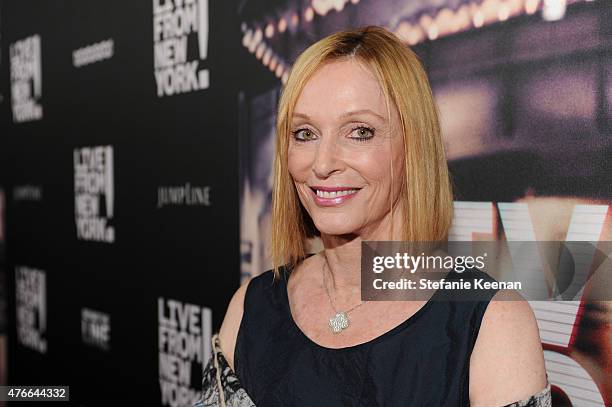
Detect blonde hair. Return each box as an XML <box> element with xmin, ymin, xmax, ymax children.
<box><xmin>271</xmin><ymin>25</ymin><xmax>454</xmax><ymax>279</ymax></box>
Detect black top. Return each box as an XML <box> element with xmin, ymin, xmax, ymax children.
<box><xmin>234</xmin><ymin>263</ymin><xmax>500</xmax><ymax>406</ymax></box>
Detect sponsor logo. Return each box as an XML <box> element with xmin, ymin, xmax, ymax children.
<box><xmin>74</xmin><ymin>146</ymin><xmax>115</xmax><ymax>243</ymax></box>
<box><xmin>73</xmin><ymin>39</ymin><xmax>114</xmax><ymax>68</ymax></box>
<box><xmin>153</xmin><ymin>0</ymin><xmax>209</xmax><ymax>97</ymax></box>
<box><xmin>10</xmin><ymin>34</ymin><xmax>43</xmax><ymax>122</ymax></box>
<box><xmin>15</xmin><ymin>266</ymin><xmax>47</xmax><ymax>353</ymax></box>
<box><xmin>157</xmin><ymin>183</ymin><xmax>211</xmax><ymax>208</ymax></box>
<box><xmin>81</xmin><ymin>307</ymin><xmax>111</xmax><ymax>350</ymax></box>
<box><xmin>13</xmin><ymin>185</ymin><xmax>43</xmax><ymax>202</ymax></box>
<box><xmin>158</xmin><ymin>297</ymin><xmax>212</xmax><ymax>406</ymax></box>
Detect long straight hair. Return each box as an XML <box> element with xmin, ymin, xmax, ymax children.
<box><xmin>271</xmin><ymin>26</ymin><xmax>454</xmax><ymax>279</ymax></box>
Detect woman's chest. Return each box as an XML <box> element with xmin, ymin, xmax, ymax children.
<box><xmin>289</xmin><ymin>291</ymin><xmax>429</xmax><ymax>349</ymax></box>
<box><xmin>247</xmin><ymin>339</ymin><xmax>471</xmax><ymax>407</ymax></box>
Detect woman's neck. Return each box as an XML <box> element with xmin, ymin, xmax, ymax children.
<box><xmin>319</xmin><ymin>213</ymin><xmax>400</xmax><ymax>301</ymax></box>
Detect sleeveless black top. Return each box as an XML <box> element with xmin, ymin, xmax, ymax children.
<box><xmin>234</xmin><ymin>263</ymin><xmax>500</xmax><ymax>406</ymax></box>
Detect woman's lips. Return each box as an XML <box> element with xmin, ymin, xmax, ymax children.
<box><xmin>309</xmin><ymin>186</ymin><xmax>361</xmax><ymax>207</ymax></box>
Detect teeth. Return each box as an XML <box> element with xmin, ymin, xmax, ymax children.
<box><xmin>315</xmin><ymin>189</ymin><xmax>358</xmax><ymax>198</ymax></box>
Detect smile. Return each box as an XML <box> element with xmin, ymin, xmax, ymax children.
<box><xmin>309</xmin><ymin>186</ymin><xmax>361</xmax><ymax>206</ymax></box>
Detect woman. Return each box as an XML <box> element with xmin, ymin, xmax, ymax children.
<box><xmin>196</xmin><ymin>26</ymin><xmax>551</xmax><ymax>406</ymax></box>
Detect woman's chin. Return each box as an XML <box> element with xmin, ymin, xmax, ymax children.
<box><xmin>313</xmin><ymin>222</ymin><xmax>359</xmax><ymax>237</ymax></box>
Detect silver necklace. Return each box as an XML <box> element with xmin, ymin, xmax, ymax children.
<box><xmin>321</xmin><ymin>259</ymin><xmax>367</xmax><ymax>333</ymax></box>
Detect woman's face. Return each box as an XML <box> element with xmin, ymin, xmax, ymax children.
<box><xmin>288</xmin><ymin>58</ymin><xmax>405</xmax><ymax>238</ymax></box>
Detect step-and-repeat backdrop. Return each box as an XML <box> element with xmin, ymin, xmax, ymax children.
<box><xmin>0</xmin><ymin>0</ymin><xmax>610</xmax><ymax>406</ymax></box>
<box><xmin>1</xmin><ymin>0</ymin><xmax>241</xmax><ymax>405</ymax></box>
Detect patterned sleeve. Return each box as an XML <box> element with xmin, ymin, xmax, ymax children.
<box><xmin>503</xmin><ymin>381</ymin><xmax>552</xmax><ymax>407</ymax></box>
<box><xmin>193</xmin><ymin>333</ymin><xmax>256</xmax><ymax>407</ymax></box>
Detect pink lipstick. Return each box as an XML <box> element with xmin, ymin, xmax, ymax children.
<box><xmin>309</xmin><ymin>186</ymin><xmax>361</xmax><ymax>207</ymax></box>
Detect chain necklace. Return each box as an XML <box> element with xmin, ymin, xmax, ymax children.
<box><xmin>321</xmin><ymin>259</ymin><xmax>368</xmax><ymax>333</ymax></box>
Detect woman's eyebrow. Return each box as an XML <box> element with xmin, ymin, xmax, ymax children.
<box><xmin>292</xmin><ymin>109</ymin><xmax>385</xmax><ymax>121</ymax></box>
<box><xmin>339</xmin><ymin>109</ymin><xmax>385</xmax><ymax>121</ymax></box>
<box><xmin>292</xmin><ymin>112</ymin><xmax>310</xmax><ymax>120</ymax></box>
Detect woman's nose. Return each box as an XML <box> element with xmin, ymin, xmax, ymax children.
<box><xmin>312</xmin><ymin>136</ymin><xmax>342</xmax><ymax>178</ymax></box>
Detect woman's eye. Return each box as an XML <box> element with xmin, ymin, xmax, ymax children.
<box><xmin>292</xmin><ymin>129</ymin><xmax>316</xmax><ymax>141</ymax></box>
<box><xmin>350</xmin><ymin>126</ymin><xmax>375</xmax><ymax>141</ymax></box>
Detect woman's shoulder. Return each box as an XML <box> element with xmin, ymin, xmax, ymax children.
<box><xmin>217</xmin><ymin>267</ymin><xmax>288</xmax><ymax>370</ymax></box>
<box><xmin>218</xmin><ymin>277</ymin><xmax>252</xmax><ymax>371</ymax></box>
<box><xmin>469</xmin><ymin>289</ymin><xmax>548</xmax><ymax>405</ymax></box>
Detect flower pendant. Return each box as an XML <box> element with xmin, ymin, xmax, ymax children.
<box><xmin>329</xmin><ymin>311</ymin><xmax>349</xmax><ymax>333</ymax></box>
